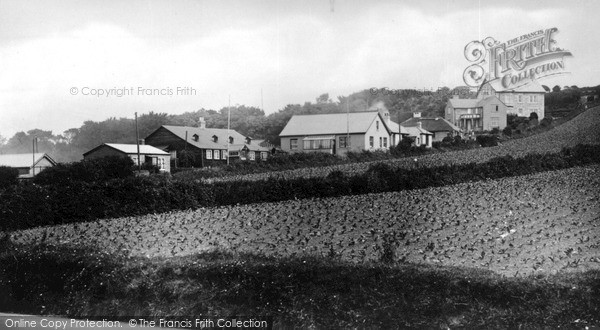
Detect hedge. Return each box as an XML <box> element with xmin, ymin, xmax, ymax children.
<box><xmin>1</xmin><ymin>144</ymin><xmax>599</xmax><ymax>231</ymax></box>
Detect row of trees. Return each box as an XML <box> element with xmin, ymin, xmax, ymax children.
<box><xmin>1</xmin><ymin>85</ymin><xmax>597</xmax><ymax>163</ymax></box>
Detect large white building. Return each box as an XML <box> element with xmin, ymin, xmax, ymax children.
<box><xmin>478</xmin><ymin>81</ymin><xmax>546</xmax><ymax>120</ymax></box>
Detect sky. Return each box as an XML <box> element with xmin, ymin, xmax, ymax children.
<box><xmin>1</xmin><ymin>0</ymin><xmax>599</xmax><ymax>138</ymax></box>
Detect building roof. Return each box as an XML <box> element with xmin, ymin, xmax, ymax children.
<box><xmin>0</xmin><ymin>153</ymin><xmax>56</xmax><ymax>168</ymax></box>
<box><xmin>279</xmin><ymin>111</ymin><xmax>397</xmax><ymax>137</ymax></box>
<box><xmin>83</xmin><ymin>143</ymin><xmax>170</xmax><ymax>156</ymax></box>
<box><xmin>399</xmin><ymin>125</ymin><xmax>433</xmax><ymax>136</ymax></box>
<box><xmin>151</xmin><ymin>125</ymin><xmax>270</xmax><ymax>152</ymax></box>
<box><xmin>448</xmin><ymin>98</ymin><xmax>480</xmax><ymax>109</ymax></box>
<box><xmin>401</xmin><ymin>117</ymin><xmax>462</xmax><ymax>133</ymax></box>
<box><xmin>502</xmin><ymin>80</ymin><xmax>547</xmax><ymax>93</ymax></box>
<box><xmin>449</xmin><ymin>95</ymin><xmax>506</xmax><ymax>109</ymax></box>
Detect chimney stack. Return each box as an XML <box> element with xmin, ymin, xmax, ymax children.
<box><xmin>198</xmin><ymin>117</ymin><xmax>206</xmax><ymax>129</ymax></box>
<box><xmin>413</xmin><ymin>112</ymin><xmax>421</xmax><ymax>118</ymax></box>
<box><xmin>417</xmin><ymin>122</ymin><xmax>422</xmax><ymax>129</ymax></box>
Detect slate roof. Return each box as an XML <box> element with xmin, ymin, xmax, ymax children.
<box><xmin>0</xmin><ymin>153</ymin><xmax>56</xmax><ymax>168</ymax></box>
<box><xmin>401</xmin><ymin>117</ymin><xmax>462</xmax><ymax>133</ymax></box>
<box><xmin>400</xmin><ymin>126</ymin><xmax>432</xmax><ymax>136</ymax></box>
<box><xmin>83</xmin><ymin>143</ymin><xmax>170</xmax><ymax>156</ymax></box>
<box><xmin>279</xmin><ymin>111</ymin><xmax>398</xmax><ymax>136</ymax></box>
<box><xmin>154</xmin><ymin>125</ymin><xmax>270</xmax><ymax>152</ymax></box>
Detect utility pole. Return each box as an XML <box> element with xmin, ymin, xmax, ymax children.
<box><xmin>135</xmin><ymin>112</ymin><xmax>141</xmax><ymax>171</ymax></box>
<box><xmin>346</xmin><ymin>98</ymin><xmax>350</xmax><ymax>151</ymax></box>
<box><xmin>227</xmin><ymin>95</ymin><xmax>231</xmax><ymax>166</ymax></box>
<box><xmin>32</xmin><ymin>137</ymin><xmax>36</xmax><ymax>176</ymax></box>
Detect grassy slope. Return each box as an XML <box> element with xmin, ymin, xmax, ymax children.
<box><xmin>1</xmin><ymin>245</ymin><xmax>599</xmax><ymax>328</ymax></box>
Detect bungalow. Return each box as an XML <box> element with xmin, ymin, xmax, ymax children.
<box><xmin>402</xmin><ymin>113</ymin><xmax>463</xmax><ymax>142</ymax></box>
<box><xmin>399</xmin><ymin>123</ymin><xmax>433</xmax><ymax>148</ymax></box>
<box><xmin>0</xmin><ymin>153</ymin><xmax>56</xmax><ymax>178</ymax></box>
<box><xmin>83</xmin><ymin>143</ymin><xmax>171</xmax><ymax>172</ymax></box>
<box><xmin>278</xmin><ymin>109</ymin><xmax>401</xmax><ymax>156</ymax></box>
<box><xmin>144</xmin><ymin>119</ymin><xmax>271</xmax><ymax>167</ymax></box>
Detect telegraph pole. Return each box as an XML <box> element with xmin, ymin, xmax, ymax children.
<box><xmin>135</xmin><ymin>112</ymin><xmax>141</xmax><ymax>171</ymax></box>
<box><xmin>227</xmin><ymin>95</ymin><xmax>231</xmax><ymax>166</ymax></box>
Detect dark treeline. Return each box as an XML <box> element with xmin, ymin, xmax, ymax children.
<box><xmin>1</xmin><ymin>86</ymin><xmax>597</xmax><ymax>163</ymax></box>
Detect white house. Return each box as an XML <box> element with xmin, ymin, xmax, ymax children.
<box><xmin>279</xmin><ymin>109</ymin><xmax>401</xmax><ymax>156</ymax></box>
<box><xmin>0</xmin><ymin>153</ymin><xmax>57</xmax><ymax>178</ymax></box>
<box><xmin>83</xmin><ymin>143</ymin><xmax>171</xmax><ymax>172</ymax></box>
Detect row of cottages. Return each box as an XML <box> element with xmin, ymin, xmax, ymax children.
<box><xmin>83</xmin><ymin>143</ymin><xmax>171</xmax><ymax>172</ymax></box>
<box><xmin>279</xmin><ymin>108</ymin><xmax>406</xmax><ymax>156</ymax></box>
<box><xmin>144</xmin><ymin>118</ymin><xmax>272</xmax><ymax>168</ymax></box>
<box><xmin>0</xmin><ymin>153</ymin><xmax>57</xmax><ymax>178</ymax></box>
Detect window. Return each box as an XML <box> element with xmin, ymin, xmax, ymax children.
<box><xmin>379</xmin><ymin>137</ymin><xmax>382</xmax><ymax>148</ymax></box>
<box><xmin>339</xmin><ymin>136</ymin><xmax>349</xmax><ymax>148</ymax></box>
<box><xmin>303</xmin><ymin>139</ymin><xmax>332</xmax><ymax>150</ymax></box>
<box><xmin>290</xmin><ymin>139</ymin><xmax>298</xmax><ymax>150</ymax></box>
<box><xmin>518</xmin><ymin>108</ymin><xmax>523</xmax><ymax>115</ymax></box>
<box><xmin>376</xmin><ymin>121</ymin><xmax>380</xmax><ymax>131</ymax></box>
<box><xmin>261</xmin><ymin>152</ymin><xmax>268</xmax><ymax>160</ymax></box>
<box><xmin>518</xmin><ymin>95</ymin><xmax>523</xmax><ymax>103</ymax></box>
<box><xmin>229</xmin><ymin>136</ymin><xmax>234</xmax><ymax>144</ymax></box>
<box><xmin>222</xmin><ymin>151</ymin><xmax>227</xmax><ymax>160</ymax></box>
<box><xmin>383</xmin><ymin>137</ymin><xmax>388</xmax><ymax>148</ymax></box>
<box><xmin>192</xmin><ymin>134</ymin><xmax>199</xmax><ymax>142</ymax></box>
<box><xmin>369</xmin><ymin>136</ymin><xmax>374</xmax><ymax>148</ymax></box>
<box><xmin>214</xmin><ymin>150</ymin><xmax>220</xmax><ymax>159</ymax></box>
<box><xmin>206</xmin><ymin>150</ymin><xmax>212</xmax><ymax>159</ymax></box>
<box><xmin>211</xmin><ymin>135</ymin><xmax>218</xmax><ymax>142</ymax></box>
<box><xmin>495</xmin><ymin>105</ymin><xmax>499</xmax><ymax>112</ymax></box>
<box><xmin>491</xmin><ymin>117</ymin><xmax>499</xmax><ymax>128</ymax></box>
<box><xmin>249</xmin><ymin>151</ymin><xmax>255</xmax><ymax>160</ymax></box>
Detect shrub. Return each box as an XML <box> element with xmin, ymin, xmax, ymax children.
<box><xmin>502</xmin><ymin>126</ymin><xmax>513</xmax><ymax>136</ymax></box>
<box><xmin>33</xmin><ymin>156</ymin><xmax>134</xmax><ymax>185</ymax></box>
<box><xmin>476</xmin><ymin>135</ymin><xmax>498</xmax><ymax>148</ymax></box>
<box><xmin>0</xmin><ymin>166</ymin><xmax>19</xmax><ymax>188</ymax></box>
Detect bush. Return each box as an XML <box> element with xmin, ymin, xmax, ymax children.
<box><xmin>476</xmin><ymin>135</ymin><xmax>498</xmax><ymax>148</ymax></box>
<box><xmin>2</xmin><ymin>144</ymin><xmax>600</xmax><ymax>231</ymax></box>
<box><xmin>0</xmin><ymin>166</ymin><xmax>19</xmax><ymax>188</ymax></box>
<box><xmin>502</xmin><ymin>126</ymin><xmax>513</xmax><ymax>136</ymax></box>
<box><xmin>33</xmin><ymin>156</ymin><xmax>134</xmax><ymax>185</ymax></box>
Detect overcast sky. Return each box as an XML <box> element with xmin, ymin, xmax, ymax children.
<box><xmin>1</xmin><ymin>0</ymin><xmax>599</xmax><ymax>138</ymax></box>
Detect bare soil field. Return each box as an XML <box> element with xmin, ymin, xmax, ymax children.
<box><xmin>11</xmin><ymin>165</ymin><xmax>600</xmax><ymax>277</ymax></box>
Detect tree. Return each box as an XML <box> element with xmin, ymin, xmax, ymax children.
<box><xmin>316</xmin><ymin>93</ymin><xmax>331</xmax><ymax>104</ymax></box>
<box><xmin>552</xmin><ymin>85</ymin><xmax>561</xmax><ymax>93</ymax></box>
<box><xmin>542</xmin><ymin>85</ymin><xmax>551</xmax><ymax>92</ymax></box>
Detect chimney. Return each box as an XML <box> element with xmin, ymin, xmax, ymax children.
<box><xmin>413</xmin><ymin>112</ymin><xmax>421</xmax><ymax>118</ymax></box>
<box><xmin>417</xmin><ymin>122</ymin><xmax>422</xmax><ymax>129</ymax></box>
<box><xmin>139</xmin><ymin>139</ymin><xmax>145</xmax><ymax>145</ymax></box>
<box><xmin>378</xmin><ymin>107</ymin><xmax>390</xmax><ymax>125</ymax></box>
<box><xmin>198</xmin><ymin>117</ymin><xmax>206</xmax><ymax>129</ymax></box>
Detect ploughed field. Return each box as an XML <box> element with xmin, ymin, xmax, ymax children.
<box><xmin>210</xmin><ymin>107</ymin><xmax>600</xmax><ymax>183</ymax></box>
<box><xmin>11</xmin><ymin>165</ymin><xmax>600</xmax><ymax>276</ymax></box>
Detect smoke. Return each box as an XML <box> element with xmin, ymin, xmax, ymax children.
<box><xmin>368</xmin><ymin>101</ymin><xmax>387</xmax><ymax>111</ymax></box>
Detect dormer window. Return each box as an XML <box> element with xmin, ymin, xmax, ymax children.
<box><xmin>192</xmin><ymin>134</ymin><xmax>199</xmax><ymax>142</ymax></box>
<box><xmin>376</xmin><ymin>121</ymin><xmax>380</xmax><ymax>131</ymax></box>
<box><xmin>245</xmin><ymin>137</ymin><xmax>251</xmax><ymax>144</ymax></box>
<box><xmin>229</xmin><ymin>136</ymin><xmax>234</xmax><ymax>144</ymax></box>
<box><xmin>212</xmin><ymin>135</ymin><xmax>218</xmax><ymax>143</ymax></box>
